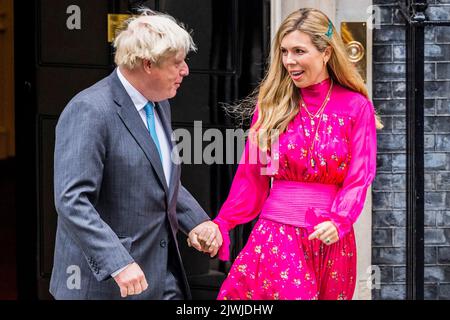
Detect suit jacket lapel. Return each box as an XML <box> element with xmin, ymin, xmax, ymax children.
<box><xmin>155</xmin><ymin>102</ymin><xmax>181</xmax><ymax>203</ymax></box>
<box><xmin>110</xmin><ymin>71</ymin><xmax>169</xmax><ymax>196</ymax></box>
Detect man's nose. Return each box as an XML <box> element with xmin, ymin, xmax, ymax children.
<box><xmin>181</xmin><ymin>61</ymin><xmax>189</xmax><ymax>76</ymax></box>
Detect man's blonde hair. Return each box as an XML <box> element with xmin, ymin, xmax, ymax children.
<box><xmin>113</xmin><ymin>8</ymin><xmax>197</xmax><ymax>69</ymax></box>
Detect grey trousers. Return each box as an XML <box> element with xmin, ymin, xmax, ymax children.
<box><xmin>162</xmin><ymin>240</ymin><xmax>185</xmax><ymax>300</ymax></box>
<box><xmin>162</xmin><ymin>266</ymin><xmax>184</xmax><ymax>300</ymax></box>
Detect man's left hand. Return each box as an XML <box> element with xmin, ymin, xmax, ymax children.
<box><xmin>188</xmin><ymin>221</ymin><xmax>223</xmax><ymax>257</ymax></box>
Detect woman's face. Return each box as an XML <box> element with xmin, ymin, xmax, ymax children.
<box><xmin>280</xmin><ymin>30</ymin><xmax>331</xmax><ymax>88</ymax></box>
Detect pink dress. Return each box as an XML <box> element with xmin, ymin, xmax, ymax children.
<box><xmin>213</xmin><ymin>78</ymin><xmax>377</xmax><ymax>300</ymax></box>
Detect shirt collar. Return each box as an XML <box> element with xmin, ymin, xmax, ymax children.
<box><xmin>116</xmin><ymin>67</ymin><xmax>151</xmax><ymax>112</ymax></box>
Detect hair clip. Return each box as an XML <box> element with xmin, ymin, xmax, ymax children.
<box><xmin>325</xmin><ymin>20</ymin><xmax>333</xmax><ymax>39</ymax></box>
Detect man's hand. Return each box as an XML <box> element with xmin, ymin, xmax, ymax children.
<box><xmin>307</xmin><ymin>221</ymin><xmax>339</xmax><ymax>245</ymax></box>
<box><xmin>188</xmin><ymin>221</ymin><xmax>223</xmax><ymax>257</ymax></box>
<box><xmin>113</xmin><ymin>262</ymin><xmax>148</xmax><ymax>298</ymax></box>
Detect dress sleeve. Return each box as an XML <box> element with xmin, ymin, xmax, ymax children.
<box><xmin>329</xmin><ymin>99</ymin><xmax>377</xmax><ymax>239</ymax></box>
<box><xmin>213</xmin><ymin>108</ymin><xmax>271</xmax><ymax>261</ymax></box>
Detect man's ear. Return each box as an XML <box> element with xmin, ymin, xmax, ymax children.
<box><xmin>142</xmin><ymin>59</ymin><xmax>152</xmax><ymax>74</ymax></box>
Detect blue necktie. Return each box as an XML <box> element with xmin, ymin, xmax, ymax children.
<box><xmin>144</xmin><ymin>102</ymin><xmax>162</xmax><ymax>161</ymax></box>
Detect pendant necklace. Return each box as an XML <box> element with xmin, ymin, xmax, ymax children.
<box><xmin>299</xmin><ymin>78</ymin><xmax>334</xmax><ymax>168</ymax></box>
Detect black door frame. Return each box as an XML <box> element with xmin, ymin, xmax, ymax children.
<box><xmin>14</xmin><ymin>0</ymin><xmax>37</xmax><ymax>300</ymax></box>
<box><xmin>13</xmin><ymin>0</ymin><xmax>271</xmax><ymax>300</ymax></box>
<box><xmin>398</xmin><ymin>0</ymin><xmax>450</xmax><ymax>300</ymax></box>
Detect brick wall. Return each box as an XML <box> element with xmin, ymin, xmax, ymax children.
<box><xmin>372</xmin><ymin>0</ymin><xmax>450</xmax><ymax>300</ymax></box>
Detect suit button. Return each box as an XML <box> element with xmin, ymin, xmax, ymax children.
<box><xmin>160</xmin><ymin>240</ymin><xmax>167</xmax><ymax>248</ymax></box>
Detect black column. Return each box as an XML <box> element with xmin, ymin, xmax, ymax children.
<box><xmin>403</xmin><ymin>0</ymin><xmax>427</xmax><ymax>300</ymax></box>
<box><xmin>399</xmin><ymin>0</ymin><xmax>450</xmax><ymax>300</ymax></box>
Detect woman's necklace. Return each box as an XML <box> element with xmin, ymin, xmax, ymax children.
<box><xmin>299</xmin><ymin>78</ymin><xmax>334</xmax><ymax>168</ymax></box>
<box><xmin>300</xmin><ymin>78</ymin><xmax>333</xmax><ymax>126</ymax></box>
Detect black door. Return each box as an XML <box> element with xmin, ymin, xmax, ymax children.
<box><xmin>15</xmin><ymin>0</ymin><xmax>270</xmax><ymax>299</ymax></box>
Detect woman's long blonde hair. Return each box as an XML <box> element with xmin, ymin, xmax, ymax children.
<box><xmin>252</xmin><ymin>8</ymin><xmax>382</xmax><ymax>151</ymax></box>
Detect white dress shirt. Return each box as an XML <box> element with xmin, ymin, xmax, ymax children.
<box><xmin>112</xmin><ymin>68</ymin><xmax>173</xmax><ymax>277</ymax></box>
<box><xmin>116</xmin><ymin>68</ymin><xmax>172</xmax><ymax>187</ymax></box>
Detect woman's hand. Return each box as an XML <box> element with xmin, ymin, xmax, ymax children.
<box><xmin>308</xmin><ymin>221</ymin><xmax>339</xmax><ymax>245</ymax></box>
<box><xmin>187</xmin><ymin>221</ymin><xmax>223</xmax><ymax>257</ymax></box>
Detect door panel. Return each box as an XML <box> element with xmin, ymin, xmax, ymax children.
<box><xmin>37</xmin><ymin>116</ymin><xmax>57</xmax><ymax>278</ymax></box>
<box><xmin>36</xmin><ymin>67</ymin><xmax>110</xmax><ymax>114</ymax></box>
<box><xmin>39</xmin><ymin>0</ymin><xmax>111</xmax><ymax>66</ymax></box>
<box><xmin>170</xmin><ymin>74</ymin><xmax>213</xmax><ymax>122</ymax></box>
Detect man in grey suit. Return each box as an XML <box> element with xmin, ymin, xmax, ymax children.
<box><xmin>50</xmin><ymin>10</ymin><xmax>222</xmax><ymax>300</ymax></box>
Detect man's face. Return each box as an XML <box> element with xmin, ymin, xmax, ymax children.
<box><xmin>147</xmin><ymin>51</ymin><xmax>189</xmax><ymax>101</ymax></box>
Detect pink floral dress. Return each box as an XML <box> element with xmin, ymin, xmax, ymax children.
<box><xmin>213</xmin><ymin>78</ymin><xmax>377</xmax><ymax>300</ymax></box>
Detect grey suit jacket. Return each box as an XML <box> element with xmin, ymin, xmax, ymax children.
<box><xmin>50</xmin><ymin>69</ymin><xmax>210</xmax><ymax>300</ymax></box>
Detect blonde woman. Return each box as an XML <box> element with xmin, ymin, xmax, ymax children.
<box><xmin>213</xmin><ymin>8</ymin><xmax>380</xmax><ymax>300</ymax></box>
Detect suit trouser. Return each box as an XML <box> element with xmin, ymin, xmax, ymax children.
<box><xmin>162</xmin><ymin>240</ymin><xmax>185</xmax><ymax>300</ymax></box>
